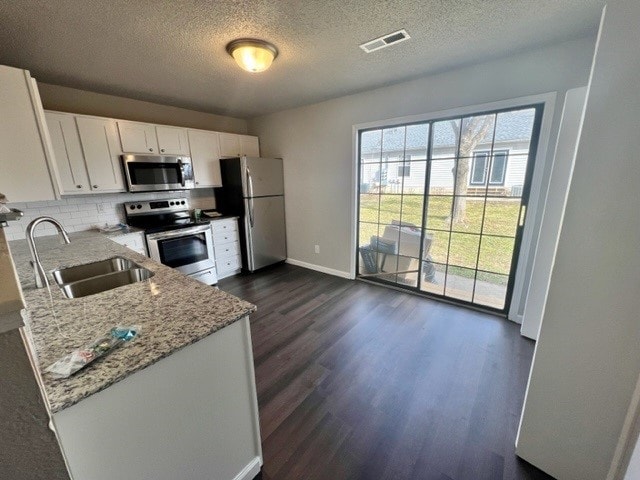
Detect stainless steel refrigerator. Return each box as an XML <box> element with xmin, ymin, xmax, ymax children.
<box><xmin>214</xmin><ymin>156</ymin><xmax>287</xmax><ymax>272</ymax></box>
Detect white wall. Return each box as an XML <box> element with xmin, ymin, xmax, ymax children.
<box><xmin>38</xmin><ymin>83</ymin><xmax>248</xmax><ymax>134</ymax></box>
<box><xmin>248</xmin><ymin>37</ymin><xmax>596</xmax><ymax>315</ymax></box>
<box><xmin>516</xmin><ymin>2</ymin><xmax>640</xmax><ymax>479</ymax></box>
<box><xmin>520</xmin><ymin>86</ymin><xmax>588</xmax><ymax>340</ymax></box>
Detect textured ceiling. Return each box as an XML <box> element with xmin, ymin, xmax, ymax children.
<box><xmin>0</xmin><ymin>0</ymin><xmax>603</xmax><ymax>118</ymax></box>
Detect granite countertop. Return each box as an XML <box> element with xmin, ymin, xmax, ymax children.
<box><xmin>9</xmin><ymin>231</ymin><xmax>256</xmax><ymax>414</ymax></box>
<box><xmin>99</xmin><ymin>225</ymin><xmax>144</xmax><ymax>238</ymax></box>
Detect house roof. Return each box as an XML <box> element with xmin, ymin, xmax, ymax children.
<box><xmin>361</xmin><ymin>108</ymin><xmax>535</xmax><ymax>154</ymax></box>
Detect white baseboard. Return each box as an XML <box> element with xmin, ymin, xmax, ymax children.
<box><xmin>285</xmin><ymin>258</ymin><xmax>353</xmax><ymax>279</ymax></box>
<box><xmin>232</xmin><ymin>456</ymin><xmax>262</xmax><ymax>480</ymax></box>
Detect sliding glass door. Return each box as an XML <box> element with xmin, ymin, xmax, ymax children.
<box><xmin>356</xmin><ymin>104</ymin><xmax>543</xmax><ymax>314</ymax></box>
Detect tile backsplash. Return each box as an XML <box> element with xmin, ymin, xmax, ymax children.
<box><xmin>4</xmin><ymin>189</ymin><xmax>216</xmax><ymax>241</ymax></box>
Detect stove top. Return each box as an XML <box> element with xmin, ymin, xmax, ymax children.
<box><xmin>123</xmin><ymin>197</ymin><xmax>210</xmax><ymax>233</ymax></box>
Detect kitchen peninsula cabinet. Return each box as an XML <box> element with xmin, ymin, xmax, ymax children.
<box><xmin>0</xmin><ymin>65</ymin><xmax>57</xmax><ymax>202</ymax></box>
<box><xmin>188</xmin><ymin>129</ymin><xmax>223</xmax><ymax>187</ymax></box>
<box><xmin>10</xmin><ymin>232</ymin><xmax>262</xmax><ymax>480</ymax></box>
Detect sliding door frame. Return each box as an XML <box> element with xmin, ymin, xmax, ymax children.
<box><xmin>350</xmin><ymin>92</ymin><xmax>557</xmax><ymax>322</ymax></box>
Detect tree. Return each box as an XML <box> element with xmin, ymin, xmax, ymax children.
<box><xmin>449</xmin><ymin>116</ymin><xmax>495</xmax><ymax>224</ymax></box>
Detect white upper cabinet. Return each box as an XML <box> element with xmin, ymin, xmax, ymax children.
<box><xmin>76</xmin><ymin>117</ymin><xmax>126</xmax><ymax>192</ymax></box>
<box><xmin>219</xmin><ymin>133</ymin><xmax>260</xmax><ymax>158</ymax></box>
<box><xmin>219</xmin><ymin>132</ymin><xmax>240</xmax><ymax>157</ymax></box>
<box><xmin>187</xmin><ymin>130</ymin><xmax>222</xmax><ymax>188</ymax></box>
<box><xmin>44</xmin><ymin>112</ymin><xmax>91</xmax><ymax>194</ymax></box>
<box><xmin>0</xmin><ymin>66</ymin><xmax>57</xmax><ymax>202</ymax></box>
<box><xmin>239</xmin><ymin>135</ymin><xmax>260</xmax><ymax>157</ymax></box>
<box><xmin>117</xmin><ymin>121</ymin><xmax>158</xmax><ymax>154</ymax></box>
<box><xmin>156</xmin><ymin>125</ymin><xmax>189</xmax><ymax>155</ymax></box>
<box><xmin>118</xmin><ymin>121</ymin><xmax>189</xmax><ymax>156</ymax></box>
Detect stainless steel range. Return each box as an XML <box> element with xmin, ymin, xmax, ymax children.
<box><xmin>124</xmin><ymin>198</ymin><xmax>217</xmax><ymax>285</ymax></box>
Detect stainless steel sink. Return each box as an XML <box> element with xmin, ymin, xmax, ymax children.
<box><xmin>59</xmin><ymin>268</ymin><xmax>155</xmax><ymax>299</ymax></box>
<box><xmin>53</xmin><ymin>256</ymin><xmax>139</xmax><ymax>284</ymax></box>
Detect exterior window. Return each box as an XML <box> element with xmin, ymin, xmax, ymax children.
<box><xmin>397</xmin><ymin>164</ymin><xmax>411</xmax><ymax>177</ymax></box>
<box><xmin>489</xmin><ymin>151</ymin><xmax>508</xmax><ymax>185</ymax></box>
<box><xmin>470</xmin><ymin>152</ymin><xmax>489</xmax><ymax>185</ymax></box>
<box><xmin>470</xmin><ymin>150</ymin><xmax>508</xmax><ymax>186</ymax></box>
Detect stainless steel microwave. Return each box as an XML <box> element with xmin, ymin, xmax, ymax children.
<box><xmin>122</xmin><ymin>154</ymin><xmax>195</xmax><ymax>192</ymax></box>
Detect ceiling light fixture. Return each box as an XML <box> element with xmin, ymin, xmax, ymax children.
<box><xmin>226</xmin><ymin>39</ymin><xmax>278</xmax><ymax>73</ymax></box>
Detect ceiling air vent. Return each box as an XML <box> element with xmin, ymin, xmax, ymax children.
<box><xmin>360</xmin><ymin>29</ymin><xmax>410</xmax><ymax>53</ymax></box>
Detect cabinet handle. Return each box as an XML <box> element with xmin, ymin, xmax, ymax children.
<box><xmin>93</xmin><ymin>185</ymin><xmax>98</xmax><ymax>189</ymax></box>
<box><xmin>76</xmin><ymin>185</ymin><xmax>82</xmax><ymax>189</ymax></box>
<box><xmin>160</xmin><ymin>148</ymin><xmax>165</xmax><ymax>153</ymax></box>
<box><xmin>149</xmin><ymin>148</ymin><xmax>154</xmax><ymax>152</ymax></box>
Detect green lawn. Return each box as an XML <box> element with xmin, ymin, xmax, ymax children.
<box><xmin>359</xmin><ymin>194</ymin><xmax>520</xmax><ymax>275</ymax></box>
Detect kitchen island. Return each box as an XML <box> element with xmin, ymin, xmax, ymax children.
<box><xmin>9</xmin><ymin>231</ymin><xmax>262</xmax><ymax>480</ymax></box>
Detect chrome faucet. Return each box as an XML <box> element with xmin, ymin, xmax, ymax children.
<box><xmin>26</xmin><ymin>216</ymin><xmax>71</xmax><ymax>288</ymax></box>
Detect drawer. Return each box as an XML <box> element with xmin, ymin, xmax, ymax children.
<box><xmin>211</xmin><ymin>218</ymin><xmax>238</xmax><ymax>234</ymax></box>
<box><xmin>213</xmin><ymin>230</ymin><xmax>239</xmax><ymax>246</ymax></box>
<box><xmin>214</xmin><ymin>241</ymin><xmax>240</xmax><ymax>260</ymax></box>
<box><xmin>216</xmin><ymin>255</ymin><xmax>241</xmax><ymax>274</ymax></box>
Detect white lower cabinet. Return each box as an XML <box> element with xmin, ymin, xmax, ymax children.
<box><xmin>212</xmin><ymin>218</ymin><xmax>242</xmax><ymax>279</ymax></box>
<box><xmin>106</xmin><ymin>231</ymin><xmax>147</xmax><ymax>256</ymax></box>
<box><xmin>51</xmin><ymin>317</ymin><xmax>262</xmax><ymax>480</ymax></box>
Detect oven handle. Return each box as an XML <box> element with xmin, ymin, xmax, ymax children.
<box><xmin>146</xmin><ymin>224</ymin><xmax>211</xmax><ymax>241</ymax></box>
<box><xmin>178</xmin><ymin>158</ymin><xmax>186</xmax><ymax>187</ymax></box>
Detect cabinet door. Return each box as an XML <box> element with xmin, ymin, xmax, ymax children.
<box><xmin>0</xmin><ymin>67</ymin><xmax>56</xmax><ymax>202</ymax></box>
<box><xmin>44</xmin><ymin>112</ymin><xmax>91</xmax><ymax>194</ymax></box>
<box><xmin>219</xmin><ymin>132</ymin><xmax>240</xmax><ymax>158</ymax></box>
<box><xmin>156</xmin><ymin>126</ymin><xmax>189</xmax><ymax>155</ymax></box>
<box><xmin>117</xmin><ymin>121</ymin><xmax>158</xmax><ymax>154</ymax></box>
<box><xmin>76</xmin><ymin>117</ymin><xmax>126</xmax><ymax>192</ymax></box>
<box><xmin>239</xmin><ymin>135</ymin><xmax>260</xmax><ymax>157</ymax></box>
<box><xmin>188</xmin><ymin>130</ymin><xmax>222</xmax><ymax>187</ymax></box>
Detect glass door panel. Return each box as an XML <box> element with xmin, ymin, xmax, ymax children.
<box><xmin>357</xmin><ymin>105</ymin><xmax>542</xmax><ymax>314</ymax></box>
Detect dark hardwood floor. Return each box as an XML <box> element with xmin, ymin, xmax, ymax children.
<box><xmin>219</xmin><ymin>264</ymin><xmax>553</xmax><ymax>480</ymax></box>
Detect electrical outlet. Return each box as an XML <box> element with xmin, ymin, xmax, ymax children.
<box><xmin>96</xmin><ymin>204</ymin><xmax>105</xmax><ymax>214</ymax></box>
<box><xmin>314</xmin><ymin>245</ymin><xmax>320</xmax><ymax>254</ymax></box>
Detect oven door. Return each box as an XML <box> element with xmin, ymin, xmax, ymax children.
<box><xmin>146</xmin><ymin>224</ymin><xmax>215</xmax><ymax>275</ymax></box>
<box><xmin>122</xmin><ymin>155</ymin><xmax>195</xmax><ymax>192</ymax></box>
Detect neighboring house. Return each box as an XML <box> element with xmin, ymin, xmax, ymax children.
<box><xmin>360</xmin><ymin>108</ymin><xmax>534</xmax><ymax>196</ymax></box>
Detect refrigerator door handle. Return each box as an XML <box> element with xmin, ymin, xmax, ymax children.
<box><xmin>246</xmin><ymin>167</ymin><xmax>255</xmax><ymax>227</ymax></box>
<box><xmin>249</xmin><ymin>197</ymin><xmax>255</xmax><ymax>227</ymax></box>
<box><xmin>246</xmin><ymin>167</ymin><xmax>255</xmax><ymax>198</ymax></box>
